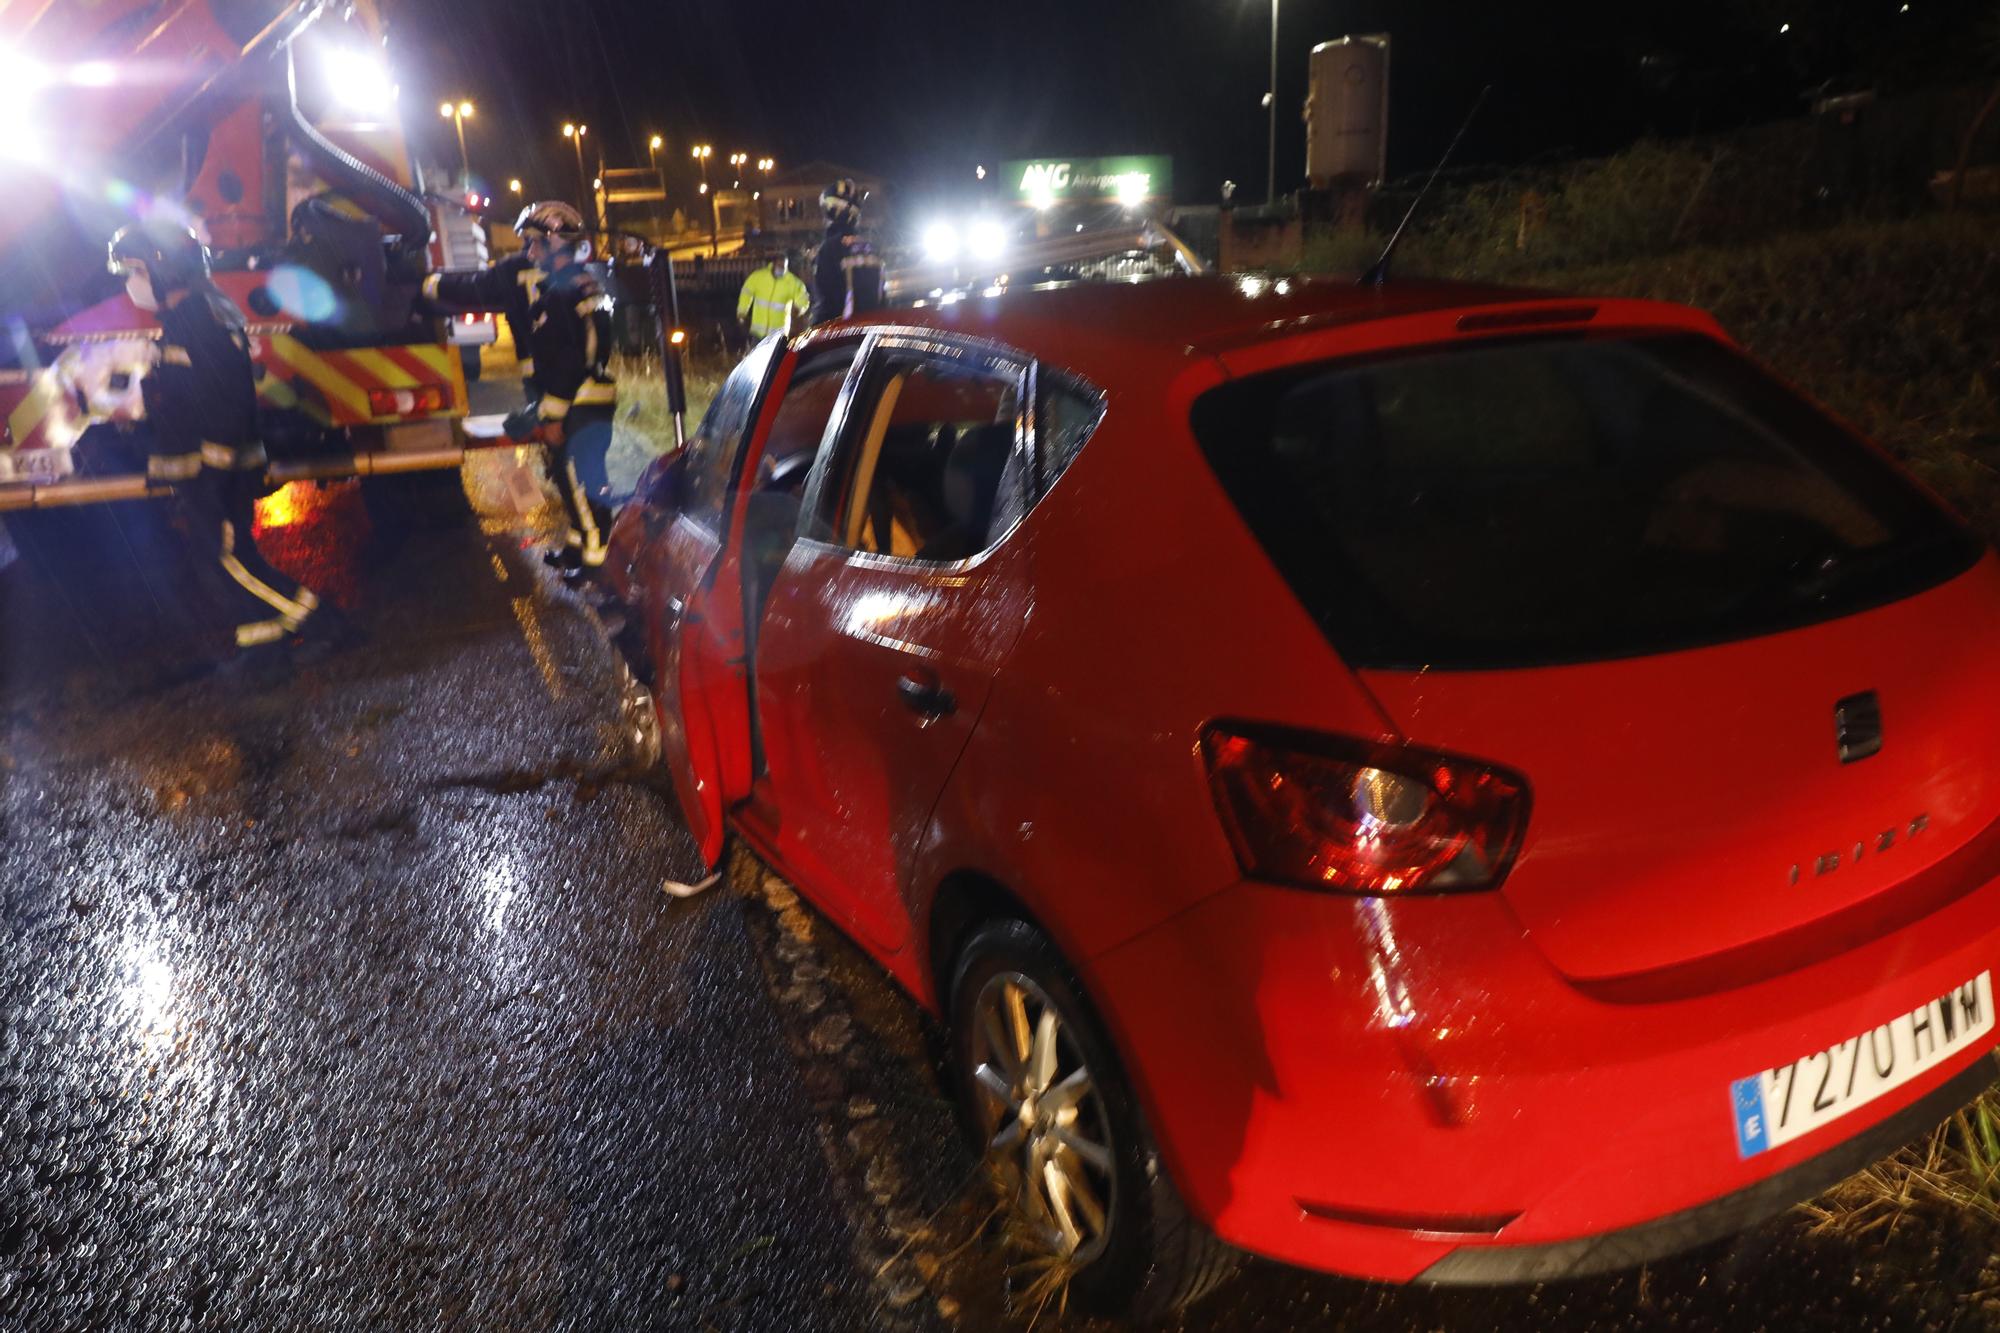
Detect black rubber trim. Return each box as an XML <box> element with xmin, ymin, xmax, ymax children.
<box><xmin>1417</xmin><ymin>1050</ymin><xmax>1998</xmax><ymax>1285</ymax></box>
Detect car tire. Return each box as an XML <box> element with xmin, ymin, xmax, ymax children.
<box><xmin>948</xmin><ymin>917</ymin><xmax>1238</xmax><ymax>1322</ymax></box>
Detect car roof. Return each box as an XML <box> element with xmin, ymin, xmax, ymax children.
<box><xmin>831</xmin><ymin>274</ymin><xmax>1566</xmax><ymax>380</ymax></box>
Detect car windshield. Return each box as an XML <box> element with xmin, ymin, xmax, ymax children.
<box><xmin>1191</xmin><ymin>332</ymin><xmax>1983</xmax><ymax>670</ymax></box>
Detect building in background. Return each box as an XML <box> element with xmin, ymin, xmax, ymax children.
<box><xmin>758</xmin><ymin>161</ymin><xmax>889</xmax><ymax>248</ymax></box>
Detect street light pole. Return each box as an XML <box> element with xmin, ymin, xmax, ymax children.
<box><xmin>1267</xmin><ymin>0</ymin><xmax>1278</xmax><ymax>205</ymax></box>
<box><xmin>440</xmin><ymin>100</ymin><xmax>474</xmax><ymax>185</ymax></box>
<box><xmin>563</xmin><ymin>122</ymin><xmax>591</xmax><ymax>223</ymax></box>
<box><xmin>691</xmin><ymin>145</ymin><xmax>715</xmax><ymax>254</ymax></box>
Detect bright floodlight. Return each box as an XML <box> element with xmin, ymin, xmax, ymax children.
<box><xmin>70</xmin><ymin>61</ymin><xmax>117</xmax><ymax>88</ymax></box>
<box><xmin>440</xmin><ymin>102</ymin><xmax>454</xmax><ymax>118</ymax></box>
<box><xmin>967</xmin><ymin>219</ymin><xmax>1007</xmax><ymax>263</ymax></box>
<box><xmin>0</xmin><ymin>49</ymin><xmax>47</xmax><ymax>156</ymax></box>
<box><xmin>1115</xmin><ymin>172</ymin><xmax>1148</xmax><ymax>209</ymax></box>
<box><xmin>458</xmin><ymin>101</ymin><xmax>474</xmax><ymax>118</ymax></box>
<box><xmin>922</xmin><ymin>222</ymin><xmax>960</xmax><ymax>264</ymax></box>
<box><xmin>325</xmin><ymin>46</ymin><xmax>396</xmax><ymax>112</ymax></box>
<box><xmin>1028</xmin><ymin>186</ymin><xmax>1056</xmax><ymax>211</ymax></box>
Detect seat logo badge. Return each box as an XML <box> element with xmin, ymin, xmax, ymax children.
<box><xmin>1789</xmin><ymin>814</ymin><xmax>1928</xmax><ymax>886</ymax></box>
<box><xmin>1834</xmin><ymin>690</ymin><xmax>1883</xmax><ymax>764</ymax></box>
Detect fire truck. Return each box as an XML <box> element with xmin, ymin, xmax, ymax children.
<box><xmin>0</xmin><ymin>0</ymin><xmax>495</xmax><ymax>515</ymax></box>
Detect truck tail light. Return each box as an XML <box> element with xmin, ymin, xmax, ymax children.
<box><xmin>1200</xmin><ymin>723</ymin><xmax>1529</xmax><ymax>895</ymax></box>
<box><xmin>368</xmin><ymin>385</ymin><xmax>449</xmax><ymax>417</ymax></box>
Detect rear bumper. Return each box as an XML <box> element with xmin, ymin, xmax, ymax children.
<box><xmin>1080</xmin><ymin>870</ymin><xmax>2000</xmax><ymax>1284</ymax></box>
<box><xmin>1417</xmin><ymin>1052</ymin><xmax>1995</xmax><ymax>1283</ymax></box>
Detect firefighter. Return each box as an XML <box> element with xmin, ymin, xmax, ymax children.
<box><xmin>736</xmin><ymin>251</ymin><xmax>811</xmax><ymax>342</ymax></box>
<box><xmin>108</xmin><ymin>219</ymin><xmax>347</xmax><ymax>662</ymax></box>
<box><xmin>811</xmin><ymin>179</ymin><xmax>884</xmax><ymax>324</ymax></box>
<box><xmin>424</xmin><ymin>201</ymin><xmax>616</xmax><ymax>575</ymax></box>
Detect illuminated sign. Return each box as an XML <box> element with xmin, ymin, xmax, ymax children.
<box><xmin>1001</xmin><ymin>155</ymin><xmax>1173</xmax><ymax>207</ymax></box>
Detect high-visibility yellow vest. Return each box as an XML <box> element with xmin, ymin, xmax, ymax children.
<box><xmin>737</xmin><ymin>267</ymin><xmax>812</xmax><ymax>337</ymax></box>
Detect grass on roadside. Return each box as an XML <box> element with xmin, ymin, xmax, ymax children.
<box><xmin>604</xmin><ymin>351</ymin><xmax>729</xmax><ymax>496</ymax></box>
<box><xmin>1803</xmin><ymin>1099</ymin><xmax>2000</xmax><ymax>1240</ymax></box>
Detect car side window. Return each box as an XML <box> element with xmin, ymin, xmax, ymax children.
<box><xmin>681</xmin><ymin>338</ymin><xmax>777</xmax><ymax>532</ymax></box>
<box><xmin>1035</xmin><ymin>373</ymin><xmax>1107</xmax><ymax>494</ymax></box>
<box><xmin>815</xmin><ymin>348</ymin><xmax>1026</xmax><ymax>563</ymax></box>
<box><xmin>754</xmin><ymin>343</ymin><xmax>860</xmax><ymax>497</ymax></box>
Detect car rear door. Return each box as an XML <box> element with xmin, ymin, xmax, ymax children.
<box><xmin>751</xmin><ymin>334</ymin><xmax>1036</xmax><ymax>954</ymax></box>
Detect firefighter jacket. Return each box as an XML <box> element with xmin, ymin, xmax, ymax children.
<box><xmin>812</xmin><ymin>222</ymin><xmax>884</xmax><ymax>325</ymax></box>
<box><xmin>737</xmin><ymin>266</ymin><xmax>811</xmax><ymax>338</ymax></box>
<box><xmin>426</xmin><ymin>256</ymin><xmax>615</xmax><ymax>424</ymax></box>
<box><xmin>142</xmin><ymin>286</ymin><xmax>265</xmax><ymax>482</ymax></box>
<box><xmin>425</xmin><ymin>251</ymin><xmax>542</xmax><ymax>385</ymax></box>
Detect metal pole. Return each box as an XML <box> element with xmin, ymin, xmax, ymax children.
<box><xmin>647</xmin><ymin>251</ymin><xmax>687</xmax><ymax>448</ymax></box>
<box><xmin>1267</xmin><ymin>0</ymin><xmax>1279</xmax><ymax>205</ymax></box>
<box><xmin>453</xmin><ymin>112</ymin><xmax>469</xmax><ymax>184</ymax></box>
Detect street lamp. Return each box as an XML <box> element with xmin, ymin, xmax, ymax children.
<box><xmin>508</xmin><ymin>177</ymin><xmax>522</xmax><ymax>194</ymax></box>
<box><xmin>728</xmin><ymin>151</ymin><xmax>747</xmax><ymax>188</ymax></box>
<box><xmin>649</xmin><ymin>133</ymin><xmax>664</xmax><ymax>169</ymax></box>
<box><xmin>692</xmin><ymin>145</ymin><xmax>718</xmax><ymax>255</ymax></box>
<box><xmin>691</xmin><ymin>143</ymin><xmax>712</xmax><ymax>193</ymax></box>
<box><xmin>439</xmin><ymin>99</ymin><xmax>474</xmax><ymax>183</ymax></box>
<box><xmin>757</xmin><ymin>157</ymin><xmax>774</xmax><ymax>174</ymax></box>
<box><xmin>563</xmin><ymin>121</ymin><xmax>591</xmax><ymax>219</ymax></box>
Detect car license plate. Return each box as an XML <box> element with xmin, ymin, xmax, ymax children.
<box><xmin>1730</xmin><ymin>971</ymin><xmax>1993</xmax><ymax>1158</ymax></box>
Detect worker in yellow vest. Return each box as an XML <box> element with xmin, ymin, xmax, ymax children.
<box><xmin>736</xmin><ymin>251</ymin><xmax>812</xmax><ymax>342</ymax></box>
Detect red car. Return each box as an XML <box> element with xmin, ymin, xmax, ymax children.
<box><xmin>607</xmin><ymin>276</ymin><xmax>2000</xmax><ymax>1317</ymax></box>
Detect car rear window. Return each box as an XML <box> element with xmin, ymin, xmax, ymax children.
<box><xmin>1191</xmin><ymin>333</ymin><xmax>1982</xmax><ymax>670</ymax></box>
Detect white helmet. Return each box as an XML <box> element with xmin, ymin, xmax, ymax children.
<box><xmin>514</xmin><ymin>200</ymin><xmax>588</xmax><ymax>256</ymax></box>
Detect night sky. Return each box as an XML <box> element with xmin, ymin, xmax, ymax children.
<box><xmin>386</xmin><ymin>0</ymin><xmax>1988</xmax><ymax>214</ymax></box>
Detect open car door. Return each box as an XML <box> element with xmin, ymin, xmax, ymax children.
<box><xmin>634</xmin><ymin>338</ymin><xmax>782</xmax><ymax>868</ymax></box>
<box><xmin>639</xmin><ymin>334</ymin><xmax>866</xmax><ymax>870</ymax></box>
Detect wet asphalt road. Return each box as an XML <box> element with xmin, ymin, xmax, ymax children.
<box><xmin>4</xmin><ymin>451</ymin><xmax>2000</xmax><ymax>1330</ymax></box>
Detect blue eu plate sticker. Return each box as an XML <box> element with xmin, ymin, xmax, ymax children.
<box><xmin>1731</xmin><ymin>1075</ymin><xmax>1770</xmax><ymax>1158</ymax></box>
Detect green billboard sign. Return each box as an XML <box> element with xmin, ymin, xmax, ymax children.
<box><xmin>1001</xmin><ymin>155</ymin><xmax>1173</xmax><ymax>206</ymax></box>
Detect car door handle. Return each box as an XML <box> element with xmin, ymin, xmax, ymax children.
<box><xmin>896</xmin><ymin>673</ymin><xmax>957</xmax><ymax>721</ymax></box>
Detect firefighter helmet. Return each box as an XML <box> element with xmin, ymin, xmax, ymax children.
<box><xmin>106</xmin><ymin>219</ymin><xmax>210</xmax><ymax>295</ymax></box>
<box><xmin>514</xmin><ymin>200</ymin><xmax>587</xmax><ymax>245</ymax></box>
<box><xmin>820</xmin><ymin>178</ymin><xmax>863</xmax><ymax>225</ymax></box>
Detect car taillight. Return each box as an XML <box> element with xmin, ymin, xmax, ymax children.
<box><xmin>367</xmin><ymin>385</ymin><xmax>449</xmax><ymax>417</ymax></box>
<box><xmin>1200</xmin><ymin>724</ymin><xmax>1529</xmax><ymax>895</ymax></box>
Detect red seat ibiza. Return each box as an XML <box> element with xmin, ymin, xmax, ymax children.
<box><xmin>606</xmin><ymin>276</ymin><xmax>2000</xmax><ymax>1317</ymax></box>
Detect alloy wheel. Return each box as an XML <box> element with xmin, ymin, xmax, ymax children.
<box><xmin>967</xmin><ymin>971</ymin><xmax>1119</xmax><ymax>1263</ymax></box>
<box><xmin>615</xmin><ymin>655</ymin><xmax>662</xmax><ymax>771</ymax></box>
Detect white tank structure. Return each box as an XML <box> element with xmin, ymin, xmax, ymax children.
<box><xmin>1305</xmin><ymin>34</ymin><xmax>1391</xmax><ymax>188</ymax></box>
